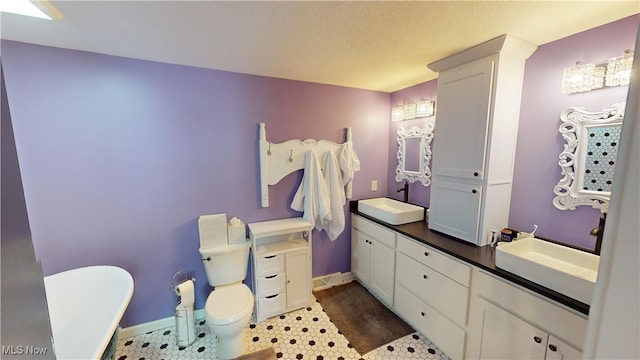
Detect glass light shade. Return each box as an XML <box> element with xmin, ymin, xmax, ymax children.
<box><xmin>562</xmin><ymin>63</ymin><xmax>598</xmax><ymax>94</ymax></box>
<box><xmin>391</xmin><ymin>106</ymin><xmax>404</xmax><ymax>122</ymax></box>
<box><xmin>606</xmin><ymin>51</ymin><xmax>634</xmax><ymax>87</ymax></box>
<box><xmin>416</xmin><ymin>100</ymin><xmax>434</xmax><ymax>117</ymax></box>
<box><xmin>591</xmin><ymin>66</ymin><xmax>606</xmax><ymax>90</ymax></box>
<box><xmin>403</xmin><ymin>103</ymin><xmax>417</xmax><ymax>120</ymax></box>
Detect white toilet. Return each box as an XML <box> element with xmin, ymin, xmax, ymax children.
<box><xmin>200</xmin><ymin>241</ymin><xmax>254</xmax><ymax>359</ymax></box>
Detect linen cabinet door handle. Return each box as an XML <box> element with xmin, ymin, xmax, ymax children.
<box><xmin>423</xmin><ymin>274</ymin><xmax>428</xmax><ymax>280</ymax></box>
<box><xmin>420</xmin><ymin>312</ymin><xmax>425</xmax><ymax>317</ymax></box>
<box><xmin>548</xmin><ymin>344</ymin><xmax>557</xmax><ymax>352</ymax></box>
<box><xmin>533</xmin><ymin>336</ymin><xmax>542</xmax><ymax>344</ymax></box>
<box><xmin>472</xmin><ymin>189</ymin><xmax>478</xmax><ymax>194</ymax></box>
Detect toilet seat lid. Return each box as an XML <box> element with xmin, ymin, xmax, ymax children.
<box><xmin>205</xmin><ymin>284</ymin><xmax>253</xmax><ymax>326</ymax></box>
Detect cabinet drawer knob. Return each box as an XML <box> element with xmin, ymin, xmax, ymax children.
<box><xmin>472</xmin><ymin>189</ymin><xmax>478</xmax><ymax>194</ymax></box>
<box><xmin>420</xmin><ymin>312</ymin><xmax>425</xmax><ymax>317</ymax></box>
<box><xmin>548</xmin><ymin>344</ymin><xmax>557</xmax><ymax>352</ymax></box>
<box><xmin>474</xmin><ymin>171</ymin><xmax>479</xmax><ymax>177</ymax></box>
<box><xmin>424</xmin><ymin>251</ymin><xmax>429</xmax><ymax>257</ymax></box>
<box><xmin>423</xmin><ymin>274</ymin><xmax>428</xmax><ymax>280</ymax></box>
<box><xmin>533</xmin><ymin>336</ymin><xmax>542</xmax><ymax>344</ymax></box>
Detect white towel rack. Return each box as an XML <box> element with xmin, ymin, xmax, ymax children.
<box><xmin>259</xmin><ymin>123</ymin><xmax>353</xmax><ymax>207</ymax></box>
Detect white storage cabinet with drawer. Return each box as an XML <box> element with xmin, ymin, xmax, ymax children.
<box><xmin>394</xmin><ymin>234</ymin><xmax>471</xmax><ymax>359</ymax></box>
<box><xmin>249</xmin><ymin>218</ymin><xmax>312</xmax><ymax>323</ymax></box>
<box><xmin>351</xmin><ymin>214</ymin><xmax>396</xmax><ymax>306</ymax></box>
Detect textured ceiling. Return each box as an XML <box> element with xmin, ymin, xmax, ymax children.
<box><xmin>1</xmin><ymin>1</ymin><xmax>638</xmax><ymax>92</ymax></box>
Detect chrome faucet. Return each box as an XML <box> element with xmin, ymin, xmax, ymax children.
<box><xmin>397</xmin><ymin>182</ymin><xmax>409</xmax><ymax>203</ymax></box>
<box><xmin>590</xmin><ymin>215</ymin><xmax>606</xmax><ymax>256</ymax></box>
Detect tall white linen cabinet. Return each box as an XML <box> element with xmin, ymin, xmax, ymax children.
<box><xmin>427</xmin><ymin>35</ymin><xmax>537</xmax><ymax>246</ymax></box>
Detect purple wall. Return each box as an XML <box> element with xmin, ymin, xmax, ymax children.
<box><xmin>388</xmin><ymin>15</ymin><xmax>639</xmax><ymax>250</ymax></box>
<box><xmin>511</xmin><ymin>15</ymin><xmax>638</xmax><ymax>249</ymax></box>
<box><xmin>1</xmin><ymin>41</ymin><xmax>390</xmax><ymax>327</ymax></box>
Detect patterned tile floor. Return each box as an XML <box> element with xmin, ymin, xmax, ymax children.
<box><xmin>115</xmin><ymin>296</ymin><xmax>450</xmax><ymax>360</ymax></box>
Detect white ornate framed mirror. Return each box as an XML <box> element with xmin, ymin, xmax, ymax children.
<box><xmin>395</xmin><ymin>125</ymin><xmax>434</xmax><ymax>186</ymax></box>
<box><xmin>553</xmin><ymin>103</ymin><xmax>625</xmax><ymax>213</ymax></box>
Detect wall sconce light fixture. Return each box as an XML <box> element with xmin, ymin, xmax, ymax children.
<box><xmin>416</xmin><ymin>100</ymin><xmax>435</xmax><ymax>117</ymax></box>
<box><xmin>561</xmin><ymin>62</ymin><xmax>605</xmax><ymax>94</ymax></box>
<box><xmin>562</xmin><ymin>50</ymin><xmax>634</xmax><ymax>95</ymax></box>
<box><xmin>403</xmin><ymin>103</ymin><xmax>417</xmax><ymax>120</ymax></box>
<box><xmin>391</xmin><ymin>106</ymin><xmax>404</xmax><ymax>121</ymax></box>
<box><xmin>391</xmin><ymin>100</ymin><xmax>435</xmax><ymax>121</ymax></box>
<box><xmin>606</xmin><ymin>50</ymin><xmax>634</xmax><ymax>87</ymax></box>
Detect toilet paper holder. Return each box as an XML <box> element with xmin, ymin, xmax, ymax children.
<box><xmin>170</xmin><ymin>271</ymin><xmax>196</xmax><ymax>293</ymax></box>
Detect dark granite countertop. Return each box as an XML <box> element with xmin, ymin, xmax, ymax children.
<box><xmin>349</xmin><ymin>201</ymin><xmax>590</xmax><ymax>316</ymax></box>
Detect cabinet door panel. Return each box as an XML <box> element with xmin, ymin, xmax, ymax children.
<box><xmin>429</xmin><ymin>179</ymin><xmax>482</xmax><ymax>243</ymax></box>
<box><xmin>478</xmin><ymin>299</ymin><xmax>547</xmax><ymax>359</ymax></box>
<box><xmin>369</xmin><ymin>240</ymin><xmax>395</xmax><ymax>306</ymax></box>
<box><xmin>285</xmin><ymin>250</ymin><xmax>310</xmax><ymax>310</ymax></box>
<box><xmin>432</xmin><ymin>58</ymin><xmax>494</xmax><ymax>180</ymax></box>
<box><xmin>351</xmin><ymin>229</ymin><xmax>370</xmax><ymax>284</ymax></box>
<box><xmin>546</xmin><ymin>336</ymin><xmax>583</xmax><ymax>360</ymax></box>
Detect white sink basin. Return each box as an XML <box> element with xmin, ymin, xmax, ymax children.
<box><xmin>495</xmin><ymin>238</ymin><xmax>599</xmax><ymax>304</ymax></box>
<box><xmin>358</xmin><ymin>198</ymin><xmax>424</xmax><ymax>225</ymax></box>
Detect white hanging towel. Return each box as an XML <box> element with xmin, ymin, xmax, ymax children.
<box><xmin>291</xmin><ymin>149</ymin><xmax>332</xmax><ymax>231</ymax></box>
<box><xmin>339</xmin><ymin>142</ymin><xmax>361</xmax><ymax>199</ymax></box>
<box><xmin>322</xmin><ymin>149</ymin><xmax>346</xmax><ymax>241</ymax></box>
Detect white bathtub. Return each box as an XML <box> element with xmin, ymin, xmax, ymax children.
<box><xmin>44</xmin><ymin>266</ymin><xmax>134</xmax><ymax>360</ymax></box>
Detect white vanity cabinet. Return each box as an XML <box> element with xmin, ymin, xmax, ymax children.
<box><xmin>351</xmin><ymin>215</ymin><xmax>396</xmax><ymax>306</ymax></box>
<box><xmin>394</xmin><ymin>234</ymin><xmax>471</xmax><ymax>359</ymax></box>
<box><xmin>249</xmin><ymin>218</ymin><xmax>312</xmax><ymax>323</ymax></box>
<box><xmin>467</xmin><ymin>270</ymin><xmax>587</xmax><ymax>360</ymax></box>
<box><xmin>427</xmin><ymin>35</ymin><xmax>537</xmax><ymax>246</ymax></box>
<box><xmin>349</xmin><ymin>212</ymin><xmax>588</xmax><ymax>359</ymax></box>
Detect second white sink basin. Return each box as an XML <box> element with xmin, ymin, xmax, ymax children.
<box><xmin>495</xmin><ymin>238</ymin><xmax>599</xmax><ymax>304</ymax></box>
<box><xmin>358</xmin><ymin>198</ymin><xmax>424</xmax><ymax>225</ymax></box>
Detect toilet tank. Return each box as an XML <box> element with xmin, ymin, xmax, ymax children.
<box><xmin>199</xmin><ymin>242</ymin><xmax>250</xmax><ymax>287</ymax></box>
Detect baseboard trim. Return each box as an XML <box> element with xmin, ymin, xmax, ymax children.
<box><xmin>120</xmin><ymin>309</ymin><xmax>205</xmax><ymax>339</ymax></box>
<box><xmin>312</xmin><ymin>271</ymin><xmax>354</xmax><ymax>291</ymax></box>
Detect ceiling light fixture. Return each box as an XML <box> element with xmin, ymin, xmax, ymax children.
<box><xmin>0</xmin><ymin>0</ymin><xmax>62</xmax><ymax>20</ymax></box>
